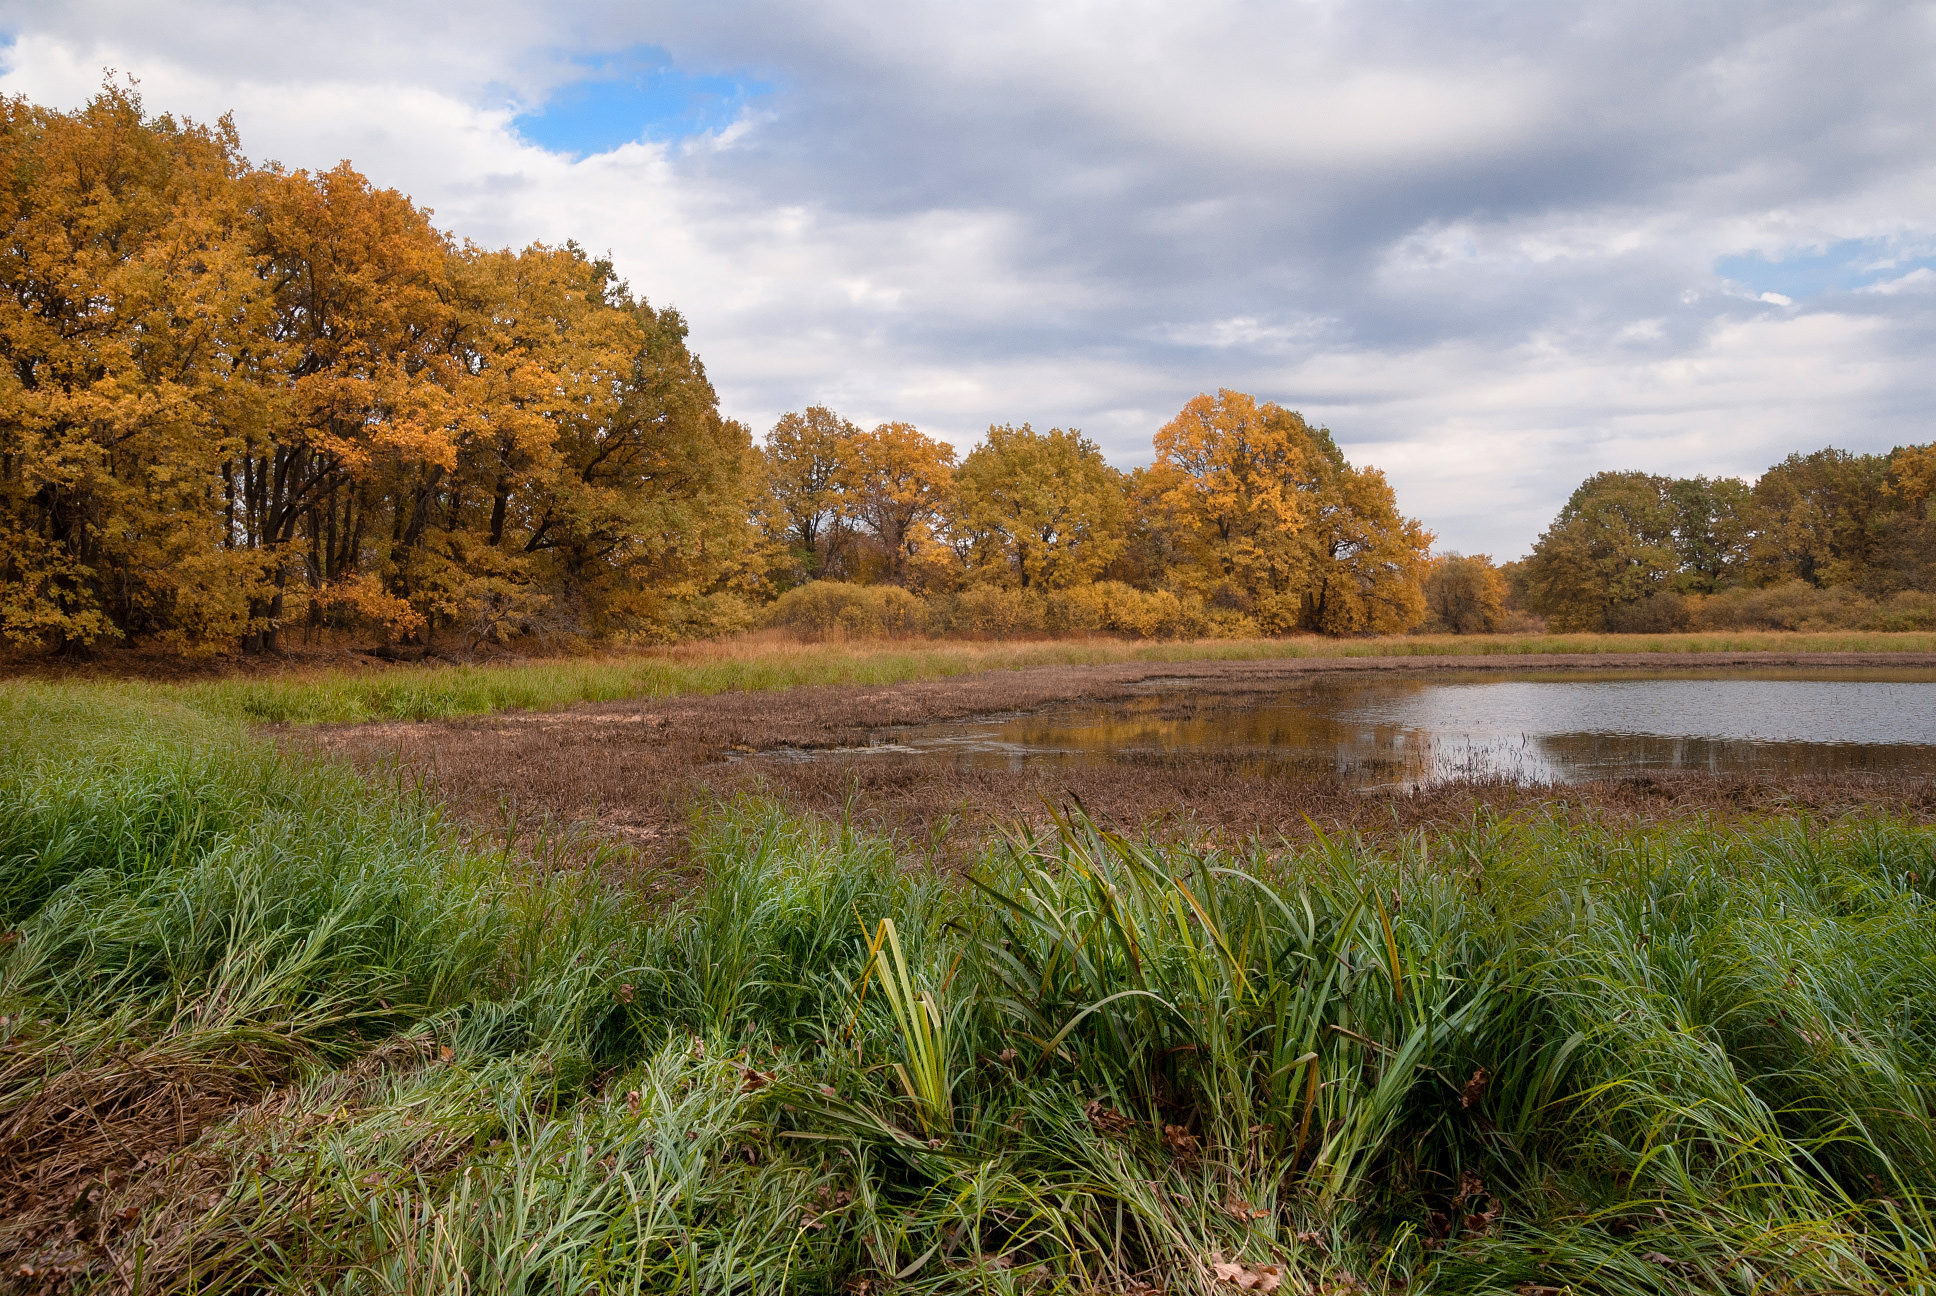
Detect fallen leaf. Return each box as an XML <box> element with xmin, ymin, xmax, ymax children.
<box><xmin>615</xmin><ymin>983</ymin><xmax>636</xmax><ymax>1004</ymax></box>
<box><xmin>1084</xmin><ymin>1098</ymin><xmax>1132</xmax><ymax>1135</ymax></box>
<box><xmin>626</xmin><ymin>1090</ymin><xmax>642</xmax><ymax>1113</ymax></box>
<box><xmin>1460</xmin><ymin>1067</ymin><xmax>1491</xmax><ymax>1109</ymax></box>
<box><xmin>439</xmin><ymin>1044</ymin><xmax>455</xmax><ymax>1064</ymax></box>
<box><xmin>1210</xmin><ymin>1260</ymin><xmax>1284</xmax><ymax>1291</ymax></box>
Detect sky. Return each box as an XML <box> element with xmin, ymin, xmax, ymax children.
<box><xmin>3</xmin><ymin>1</ymin><xmax>1933</xmax><ymax>558</ymax></box>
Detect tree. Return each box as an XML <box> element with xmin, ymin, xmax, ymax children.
<box><xmin>1149</xmin><ymin>389</ymin><xmax>1311</xmax><ymax>603</ymax></box>
<box><xmin>1745</xmin><ymin>449</ymin><xmax>1890</xmax><ymax>590</ymax></box>
<box><xmin>1422</xmin><ymin>554</ymin><xmax>1508</xmax><ymax>633</ymax></box>
<box><xmin>955</xmin><ymin>424</ymin><xmax>1126</xmax><ymax>589</ymax></box>
<box><xmin>764</xmin><ymin>405</ymin><xmax>859</xmax><ymax>578</ymax></box>
<box><xmin>1522</xmin><ymin>472</ymin><xmax>1681</xmax><ymax>630</ymax></box>
<box><xmin>0</xmin><ymin>83</ymin><xmax>258</xmax><ymax>652</ymax></box>
<box><xmin>1666</xmin><ymin>475</ymin><xmax>1754</xmax><ymax>593</ymax></box>
<box><xmin>1279</xmin><ymin>415</ymin><xmax>1430</xmax><ymax>635</ymax></box>
<box><xmin>834</xmin><ymin>421</ymin><xmax>956</xmax><ymax>587</ymax></box>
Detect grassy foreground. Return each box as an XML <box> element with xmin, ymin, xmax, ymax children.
<box><xmin>4</xmin><ymin>682</ymin><xmax>1936</xmax><ymax>1292</ymax></box>
<box><xmin>48</xmin><ymin>628</ymin><xmax>1936</xmax><ymax>726</ymax></box>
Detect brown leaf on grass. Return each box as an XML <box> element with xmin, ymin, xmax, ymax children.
<box><xmin>1222</xmin><ymin>1196</ymin><xmax>1270</xmax><ymax>1222</ymax></box>
<box><xmin>736</xmin><ymin>1065</ymin><xmax>774</xmax><ymax>1094</ymax></box>
<box><xmin>1459</xmin><ymin>1067</ymin><xmax>1490</xmax><ymax>1108</ymax></box>
<box><xmin>1512</xmin><ymin>1285</ymin><xmax>1567</xmax><ymax>1295</ymax></box>
<box><xmin>1455</xmin><ymin>1169</ymin><xmax>1485</xmax><ymax>1206</ymax></box>
<box><xmin>1084</xmin><ymin>1098</ymin><xmax>1132</xmax><ymax>1135</ymax></box>
<box><xmin>1210</xmin><ymin>1260</ymin><xmax>1284</xmax><ymax>1291</ymax></box>
<box><xmin>614</xmin><ymin>983</ymin><xmax>636</xmax><ymax>1004</ymax></box>
<box><xmin>1162</xmin><ymin>1124</ymin><xmax>1200</xmax><ymax>1159</ymax></box>
<box><xmin>625</xmin><ymin>1090</ymin><xmax>642</xmax><ymax>1113</ymax></box>
<box><xmin>438</xmin><ymin>1044</ymin><xmax>455</xmax><ymax>1064</ymax></box>
<box><xmin>998</xmin><ymin>1047</ymin><xmax>1018</xmax><ymax>1063</ymax></box>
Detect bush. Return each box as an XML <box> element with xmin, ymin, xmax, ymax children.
<box><xmin>1693</xmin><ymin>580</ymin><xmax>1875</xmax><ymax>631</ymax></box>
<box><xmin>765</xmin><ymin>582</ymin><xmax>929</xmax><ymax>641</ymax></box>
<box><xmin>1605</xmin><ymin>589</ymin><xmax>1693</xmax><ymax>633</ymax></box>
<box><xmin>935</xmin><ymin>586</ymin><xmax>1048</xmax><ymax>639</ymax></box>
<box><xmin>1867</xmin><ymin>589</ymin><xmax>1936</xmax><ymax>631</ymax></box>
<box><xmin>1044</xmin><ymin>582</ymin><xmax>1210</xmax><ymax>639</ymax></box>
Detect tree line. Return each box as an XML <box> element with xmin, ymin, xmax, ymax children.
<box><xmin>12</xmin><ymin>84</ymin><xmax>1922</xmax><ymax>658</ymax></box>
<box><xmin>1511</xmin><ymin>446</ymin><xmax>1936</xmax><ymax>632</ymax></box>
<box><xmin>755</xmin><ymin>392</ymin><xmax>1429</xmax><ymax>638</ymax></box>
<box><xmin>0</xmin><ymin>85</ymin><xmax>1433</xmax><ymax>656</ymax></box>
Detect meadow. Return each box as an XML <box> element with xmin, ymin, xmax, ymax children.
<box><xmin>26</xmin><ymin>628</ymin><xmax>1936</xmax><ymax>726</ymax></box>
<box><xmin>3</xmin><ymin>678</ymin><xmax>1935</xmax><ymax>1293</ymax></box>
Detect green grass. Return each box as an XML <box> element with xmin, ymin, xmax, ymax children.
<box><xmin>44</xmin><ymin>627</ymin><xmax>1936</xmax><ymax>727</ymax></box>
<box><xmin>5</xmin><ymin>682</ymin><xmax>1936</xmax><ymax>1291</ymax></box>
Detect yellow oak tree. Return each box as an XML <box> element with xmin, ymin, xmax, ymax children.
<box><xmin>834</xmin><ymin>421</ymin><xmax>956</xmax><ymax>587</ymax></box>
<box><xmin>955</xmin><ymin>423</ymin><xmax>1126</xmax><ymax>589</ymax></box>
<box><xmin>1150</xmin><ymin>389</ymin><xmax>1313</xmax><ymax>604</ymax></box>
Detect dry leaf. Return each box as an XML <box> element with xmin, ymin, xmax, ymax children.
<box><xmin>439</xmin><ymin>1044</ymin><xmax>455</xmax><ymax>1064</ymax></box>
<box><xmin>615</xmin><ymin>982</ymin><xmax>636</xmax><ymax>1004</ymax></box>
<box><xmin>1460</xmin><ymin>1067</ymin><xmax>1490</xmax><ymax>1108</ymax></box>
<box><xmin>1084</xmin><ymin>1098</ymin><xmax>1132</xmax><ymax>1135</ymax></box>
<box><xmin>626</xmin><ymin>1089</ymin><xmax>642</xmax><ymax>1113</ymax></box>
<box><xmin>1211</xmin><ymin>1260</ymin><xmax>1284</xmax><ymax>1291</ymax></box>
<box><xmin>1162</xmin><ymin>1124</ymin><xmax>1201</xmax><ymax>1159</ymax></box>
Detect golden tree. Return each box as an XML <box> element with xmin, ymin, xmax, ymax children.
<box><xmin>1149</xmin><ymin>389</ymin><xmax>1313</xmax><ymax>604</ymax></box>
<box><xmin>764</xmin><ymin>405</ymin><xmax>861</xmax><ymax>577</ymax></box>
<box><xmin>1422</xmin><ymin>554</ymin><xmax>1508</xmax><ymax>634</ymax></box>
<box><xmin>955</xmin><ymin>423</ymin><xmax>1126</xmax><ymax>589</ymax></box>
<box><xmin>834</xmin><ymin>421</ymin><xmax>956</xmax><ymax>587</ymax></box>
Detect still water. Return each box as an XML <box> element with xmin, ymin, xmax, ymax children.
<box><xmin>845</xmin><ymin>668</ymin><xmax>1936</xmax><ymax>788</ymax></box>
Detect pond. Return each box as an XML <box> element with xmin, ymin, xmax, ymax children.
<box><xmin>815</xmin><ymin>667</ymin><xmax>1936</xmax><ymax>788</ymax></box>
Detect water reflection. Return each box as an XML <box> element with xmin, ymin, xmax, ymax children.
<box><xmin>866</xmin><ymin>668</ymin><xmax>1936</xmax><ymax>788</ymax></box>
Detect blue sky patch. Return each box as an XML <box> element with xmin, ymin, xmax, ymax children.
<box><xmin>1716</xmin><ymin>238</ymin><xmax>1936</xmax><ymax>302</ymax></box>
<box><xmin>513</xmin><ymin>47</ymin><xmax>767</xmax><ymax>156</ymax></box>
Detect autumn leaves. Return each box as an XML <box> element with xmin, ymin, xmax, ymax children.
<box><xmin>0</xmin><ymin>84</ymin><xmax>763</xmax><ymax>654</ymax></box>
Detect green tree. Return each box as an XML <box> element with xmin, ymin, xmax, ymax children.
<box><xmin>1523</xmin><ymin>472</ymin><xmax>1680</xmax><ymax>630</ymax></box>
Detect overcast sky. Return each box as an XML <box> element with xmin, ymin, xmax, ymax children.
<box><xmin>4</xmin><ymin>1</ymin><xmax>1932</xmax><ymax>557</ymax></box>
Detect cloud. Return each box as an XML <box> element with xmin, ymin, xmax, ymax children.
<box><xmin>3</xmin><ymin>0</ymin><xmax>1933</xmax><ymax>558</ymax></box>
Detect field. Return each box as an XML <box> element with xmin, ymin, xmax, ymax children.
<box><xmin>4</xmin><ymin>662</ymin><xmax>1936</xmax><ymax>1294</ymax></box>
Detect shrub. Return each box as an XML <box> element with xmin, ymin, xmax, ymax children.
<box><xmin>766</xmin><ymin>582</ymin><xmax>929</xmax><ymax>641</ymax></box>
<box><xmin>1693</xmin><ymin>579</ymin><xmax>1875</xmax><ymax>631</ymax></box>
<box><xmin>1044</xmin><ymin>582</ymin><xmax>1210</xmax><ymax>639</ymax></box>
<box><xmin>1866</xmin><ymin>589</ymin><xmax>1936</xmax><ymax>631</ymax></box>
<box><xmin>1605</xmin><ymin>589</ymin><xmax>1693</xmax><ymax>633</ymax></box>
<box><xmin>936</xmin><ymin>586</ymin><xmax>1048</xmax><ymax>639</ymax></box>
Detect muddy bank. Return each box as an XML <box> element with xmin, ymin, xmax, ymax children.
<box><xmin>301</xmin><ymin>652</ymin><xmax>1936</xmax><ymax>877</ymax></box>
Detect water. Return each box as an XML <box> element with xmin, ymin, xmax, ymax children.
<box><xmin>814</xmin><ymin>667</ymin><xmax>1936</xmax><ymax>788</ymax></box>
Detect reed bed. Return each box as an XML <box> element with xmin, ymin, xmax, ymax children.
<box><xmin>29</xmin><ymin>628</ymin><xmax>1936</xmax><ymax>727</ymax></box>
<box><xmin>3</xmin><ymin>682</ymin><xmax>1935</xmax><ymax>1292</ymax></box>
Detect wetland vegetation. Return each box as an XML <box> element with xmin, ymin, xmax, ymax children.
<box><xmin>5</xmin><ymin>680</ymin><xmax>1936</xmax><ymax>1293</ymax></box>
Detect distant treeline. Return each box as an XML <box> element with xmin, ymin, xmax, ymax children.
<box><xmin>0</xmin><ymin>85</ymin><xmax>1430</xmax><ymax>656</ymax></box>
<box><xmin>1506</xmin><ymin>447</ymin><xmax>1936</xmax><ymax>633</ymax></box>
